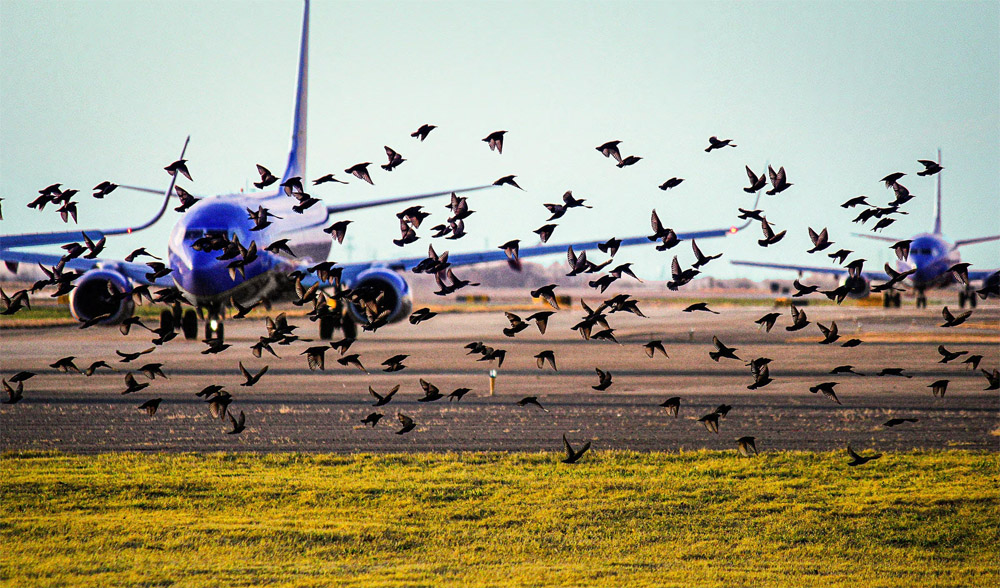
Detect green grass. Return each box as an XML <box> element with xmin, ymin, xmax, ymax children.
<box><xmin>1</xmin><ymin>451</ymin><xmax>997</xmax><ymax>587</ymax></box>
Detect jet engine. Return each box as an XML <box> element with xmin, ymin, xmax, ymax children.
<box><xmin>345</xmin><ymin>268</ymin><xmax>412</xmax><ymax>326</ymax></box>
<box><xmin>843</xmin><ymin>275</ymin><xmax>870</xmax><ymax>299</ymax></box>
<box><xmin>68</xmin><ymin>268</ymin><xmax>134</xmax><ymax>325</ymax></box>
<box><xmin>980</xmin><ymin>271</ymin><xmax>999</xmax><ymax>299</ymax></box>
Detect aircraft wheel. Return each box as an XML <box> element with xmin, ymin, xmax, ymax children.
<box><xmin>319</xmin><ymin>315</ymin><xmax>335</xmax><ymax>340</ymax></box>
<box><xmin>958</xmin><ymin>291</ymin><xmax>967</xmax><ymax>309</ymax></box>
<box><xmin>916</xmin><ymin>294</ymin><xmax>926</xmax><ymax>309</ymax></box>
<box><xmin>894</xmin><ymin>292</ymin><xmax>902</xmax><ymax>308</ymax></box>
<box><xmin>969</xmin><ymin>290</ymin><xmax>978</xmax><ymax>308</ymax></box>
<box><xmin>342</xmin><ymin>313</ymin><xmax>357</xmax><ymax>339</ymax></box>
<box><xmin>182</xmin><ymin>310</ymin><xmax>198</xmax><ymax>340</ymax></box>
<box><xmin>204</xmin><ymin>313</ymin><xmax>224</xmax><ymax>342</ymax></box>
<box><xmin>159</xmin><ymin>310</ymin><xmax>175</xmax><ymax>333</ymax></box>
<box><xmin>882</xmin><ymin>292</ymin><xmax>891</xmax><ymax>308</ymax></box>
<box><xmin>172</xmin><ymin>302</ymin><xmax>183</xmax><ymax>329</ymax></box>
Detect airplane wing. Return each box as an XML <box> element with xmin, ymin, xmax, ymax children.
<box><xmin>955</xmin><ymin>235</ymin><xmax>1000</xmax><ymax>248</ymax></box>
<box><xmin>325</xmin><ymin>185</ymin><xmax>496</xmax><ymax>215</ymax></box>
<box><xmin>851</xmin><ymin>232</ymin><xmax>902</xmax><ymax>243</ymax></box>
<box><xmin>729</xmin><ymin>260</ymin><xmax>890</xmax><ymax>281</ymax></box>
<box><xmin>0</xmin><ymin>249</ymin><xmax>175</xmax><ymax>287</ymax></box>
<box><xmin>969</xmin><ymin>269</ymin><xmax>999</xmax><ymax>281</ymax></box>
<box><xmin>386</xmin><ymin>225</ymin><xmax>747</xmax><ymax>272</ymax></box>
<box><xmin>379</xmin><ymin>192</ymin><xmax>762</xmax><ymax>272</ymax></box>
<box><xmin>0</xmin><ymin>137</ymin><xmax>189</xmax><ymax>250</ymax></box>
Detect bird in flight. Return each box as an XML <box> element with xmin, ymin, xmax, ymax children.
<box><xmin>561</xmin><ymin>434</ymin><xmax>591</xmax><ymax>464</ymax></box>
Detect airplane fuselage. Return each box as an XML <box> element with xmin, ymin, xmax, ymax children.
<box><xmin>166</xmin><ymin>191</ymin><xmax>333</xmax><ymax>305</ymax></box>
<box><xmin>900</xmin><ymin>233</ymin><xmax>960</xmax><ymax>291</ymax></box>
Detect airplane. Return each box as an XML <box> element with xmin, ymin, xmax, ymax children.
<box><xmin>0</xmin><ymin>0</ymin><xmax>754</xmax><ymax>343</ymax></box>
<box><xmin>731</xmin><ymin>154</ymin><xmax>999</xmax><ymax>309</ymax></box>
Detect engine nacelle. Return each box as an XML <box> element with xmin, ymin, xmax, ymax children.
<box><xmin>980</xmin><ymin>271</ymin><xmax>999</xmax><ymax>299</ymax></box>
<box><xmin>345</xmin><ymin>268</ymin><xmax>412</xmax><ymax>326</ymax></box>
<box><xmin>843</xmin><ymin>275</ymin><xmax>870</xmax><ymax>299</ymax></box>
<box><xmin>69</xmin><ymin>268</ymin><xmax>134</xmax><ymax>325</ymax></box>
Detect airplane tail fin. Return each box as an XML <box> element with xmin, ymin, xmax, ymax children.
<box><xmin>932</xmin><ymin>148</ymin><xmax>942</xmax><ymax>235</ymax></box>
<box><xmin>281</xmin><ymin>0</ymin><xmax>309</xmax><ymax>184</ymax></box>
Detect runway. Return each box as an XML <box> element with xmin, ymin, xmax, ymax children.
<box><xmin>2</xmin><ymin>301</ymin><xmax>997</xmax><ymax>453</ymax></box>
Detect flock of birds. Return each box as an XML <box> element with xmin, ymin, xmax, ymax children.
<box><xmin>2</xmin><ymin>127</ymin><xmax>999</xmax><ymax>465</ymax></box>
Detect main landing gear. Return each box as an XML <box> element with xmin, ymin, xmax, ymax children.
<box><xmin>958</xmin><ymin>286</ymin><xmax>978</xmax><ymax>309</ymax></box>
<box><xmin>915</xmin><ymin>289</ymin><xmax>927</xmax><ymax>309</ymax></box>
<box><xmin>882</xmin><ymin>291</ymin><xmax>902</xmax><ymax>308</ymax></box>
<box><xmin>318</xmin><ymin>303</ymin><xmax>357</xmax><ymax>340</ymax></box>
<box><xmin>176</xmin><ymin>303</ymin><xmax>223</xmax><ymax>342</ymax></box>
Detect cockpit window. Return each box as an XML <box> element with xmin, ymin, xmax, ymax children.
<box><xmin>184</xmin><ymin>228</ymin><xmax>227</xmax><ymax>241</ymax></box>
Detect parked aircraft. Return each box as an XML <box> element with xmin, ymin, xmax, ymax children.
<box><xmin>0</xmin><ymin>0</ymin><xmax>751</xmax><ymax>342</ymax></box>
<box><xmin>732</xmin><ymin>157</ymin><xmax>999</xmax><ymax>308</ymax></box>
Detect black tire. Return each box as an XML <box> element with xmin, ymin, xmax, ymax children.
<box><xmin>969</xmin><ymin>291</ymin><xmax>977</xmax><ymax>308</ymax></box>
<box><xmin>204</xmin><ymin>313</ymin><xmax>224</xmax><ymax>342</ymax></box>
<box><xmin>319</xmin><ymin>315</ymin><xmax>335</xmax><ymax>340</ymax></box>
<box><xmin>342</xmin><ymin>313</ymin><xmax>358</xmax><ymax>339</ymax></box>
<box><xmin>159</xmin><ymin>310</ymin><xmax>174</xmax><ymax>333</ymax></box>
<box><xmin>172</xmin><ymin>302</ymin><xmax>183</xmax><ymax>329</ymax></box>
<box><xmin>182</xmin><ymin>309</ymin><xmax>198</xmax><ymax>340</ymax></box>
<box><xmin>894</xmin><ymin>292</ymin><xmax>902</xmax><ymax>308</ymax></box>
<box><xmin>883</xmin><ymin>293</ymin><xmax>891</xmax><ymax>308</ymax></box>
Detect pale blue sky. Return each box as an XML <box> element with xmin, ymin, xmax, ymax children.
<box><xmin>2</xmin><ymin>0</ymin><xmax>998</xmax><ymax>280</ymax></box>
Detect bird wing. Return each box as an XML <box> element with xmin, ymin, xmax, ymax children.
<box><xmin>562</xmin><ymin>435</ymin><xmax>574</xmax><ymax>460</ymax></box>
<box><xmin>397</xmin><ymin>413</ymin><xmax>413</xmax><ymax>428</ymax></box>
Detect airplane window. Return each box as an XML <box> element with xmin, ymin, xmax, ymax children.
<box><xmin>183</xmin><ymin>229</ymin><xmax>204</xmax><ymax>240</ymax></box>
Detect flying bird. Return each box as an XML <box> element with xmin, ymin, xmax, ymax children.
<box><xmin>736</xmin><ymin>436</ymin><xmax>757</xmax><ymax>457</ymax></box>
<box><xmin>344</xmin><ymin>163</ymin><xmax>373</xmax><ymax>185</ymax></box>
<box><xmin>658</xmin><ymin>178</ymin><xmax>684</xmax><ymax>190</ymax></box>
<box><xmin>643</xmin><ymin>340</ymin><xmax>668</xmax><ymax>358</ymax></box>
<box><xmin>596</xmin><ymin>140</ymin><xmax>623</xmax><ymax>164</ymax></box>
<box><xmin>226</xmin><ymin>410</ymin><xmax>246</xmax><ymax>435</ymax></box>
<box><xmin>705</xmin><ymin>136</ymin><xmax>736</xmax><ymax>152</ymax></box>
<box><xmin>238</xmin><ymin>362</ymin><xmax>269</xmax><ymax>386</ymax></box>
<box><xmin>164</xmin><ymin>158</ymin><xmax>192</xmax><ymax>181</ymax></box>
<box><xmin>809</xmin><ymin>382</ymin><xmax>842</xmax><ymax>405</ymax></box>
<box><xmin>138</xmin><ymin>398</ymin><xmax>162</xmax><ymax>416</ymax></box>
<box><xmin>395</xmin><ymin>412</ymin><xmax>416</xmax><ymax>435</ymax></box>
<box><xmin>765</xmin><ymin>165</ymin><xmax>792</xmax><ymax>195</ymax></box>
<box><xmin>493</xmin><ymin>175</ymin><xmax>523</xmax><ymax>190</ymax></box>
<box><xmin>517</xmin><ymin>396</ymin><xmax>549</xmax><ymax>412</ymax></box>
<box><xmin>928</xmin><ymin>379</ymin><xmax>949</xmax><ymax>397</ymax></box>
<box><xmin>660</xmin><ymin>397</ymin><xmax>680</xmax><ymax>417</ymax></box>
<box><xmin>381</xmin><ymin>146</ymin><xmax>405</xmax><ymax>171</ymax></box>
<box><xmin>411</xmin><ymin>124</ymin><xmax>436</xmax><ymax>141</ymax></box>
<box><xmin>744</xmin><ymin>166</ymin><xmax>767</xmax><ymax>193</ymax></box>
<box><xmin>483</xmin><ymin>130</ymin><xmax>507</xmax><ymax>153</ymax></box>
<box><xmin>592</xmin><ymin>368</ymin><xmax>613</xmax><ymax>391</ymax></box>
<box><xmin>361</xmin><ymin>412</ymin><xmax>383</xmax><ymax>427</ymax></box>
<box><xmin>561</xmin><ymin>435</ymin><xmax>591</xmax><ymax>464</ymax></box>
<box><xmin>709</xmin><ymin>336</ymin><xmax>740</xmax><ymax>362</ymax></box>
<box><xmin>940</xmin><ymin>306</ymin><xmax>972</xmax><ymax>328</ymax></box>
<box><xmin>369</xmin><ymin>385</ymin><xmax>399</xmax><ymax>407</ymax></box>
<box><xmin>846</xmin><ymin>445</ymin><xmax>881</xmax><ymax>466</ymax></box>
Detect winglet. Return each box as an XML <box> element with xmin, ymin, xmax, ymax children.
<box><xmin>281</xmin><ymin>0</ymin><xmax>309</xmax><ymax>184</ymax></box>
<box><xmin>0</xmin><ymin>136</ymin><xmax>188</xmax><ymax>249</ymax></box>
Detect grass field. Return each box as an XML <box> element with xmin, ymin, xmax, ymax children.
<box><xmin>1</xmin><ymin>451</ymin><xmax>997</xmax><ymax>587</ymax></box>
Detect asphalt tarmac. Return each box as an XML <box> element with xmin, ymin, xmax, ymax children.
<box><xmin>2</xmin><ymin>301</ymin><xmax>997</xmax><ymax>454</ymax></box>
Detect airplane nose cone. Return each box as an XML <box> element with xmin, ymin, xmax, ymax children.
<box><xmin>170</xmin><ymin>248</ymin><xmax>239</xmax><ymax>298</ymax></box>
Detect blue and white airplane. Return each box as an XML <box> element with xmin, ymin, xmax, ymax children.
<box><xmin>0</xmin><ymin>0</ymin><xmax>750</xmax><ymax>342</ymax></box>
<box><xmin>731</xmin><ymin>160</ymin><xmax>999</xmax><ymax>308</ymax></box>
